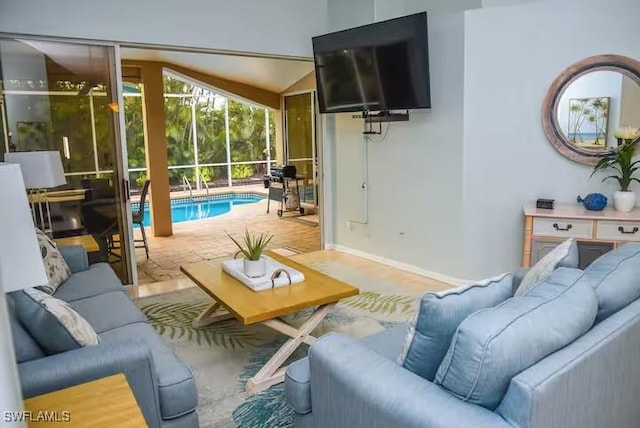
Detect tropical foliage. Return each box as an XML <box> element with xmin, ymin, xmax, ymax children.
<box><xmin>5</xmin><ymin>73</ymin><xmax>277</xmax><ymax>192</ymax></box>
<box><xmin>592</xmin><ymin>138</ymin><xmax>640</xmax><ymax>191</ymax></box>
<box><xmin>125</xmin><ymin>74</ymin><xmax>277</xmax><ymax>191</ymax></box>
<box><xmin>141</xmin><ymin>300</ymin><xmax>268</xmax><ymax>349</ymax></box>
<box><xmin>342</xmin><ymin>292</ymin><xmax>416</xmax><ymax>315</ymax></box>
<box><xmin>227</xmin><ymin>229</ymin><xmax>273</xmax><ymax>260</ymax></box>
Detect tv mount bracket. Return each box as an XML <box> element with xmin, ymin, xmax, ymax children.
<box><xmin>353</xmin><ymin>110</ymin><xmax>410</xmax><ymax>135</ymax></box>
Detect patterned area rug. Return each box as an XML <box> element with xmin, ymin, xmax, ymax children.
<box><xmin>134</xmin><ymin>259</ymin><xmax>423</xmax><ymax>428</ymax></box>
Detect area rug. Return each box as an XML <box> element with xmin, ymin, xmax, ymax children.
<box><xmin>134</xmin><ymin>258</ymin><xmax>424</xmax><ymax>428</ymax></box>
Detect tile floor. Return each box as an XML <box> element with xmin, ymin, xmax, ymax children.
<box><xmin>130</xmin><ymin>248</ymin><xmax>451</xmax><ymax>299</ymax></box>
<box><xmin>134</xmin><ymin>199</ymin><xmax>320</xmax><ymax>284</ymax></box>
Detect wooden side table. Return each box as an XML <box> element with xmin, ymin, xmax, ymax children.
<box><xmin>523</xmin><ymin>204</ymin><xmax>640</xmax><ymax>267</ymax></box>
<box><xmin>55</xmin><ymin>235</ymin><xmax>100</xmax><ymax>254</ymax></box>
<box><xmin>24</xmin><ymin>374</ymin><xmax>147</xmax><ymax>427</ymax></box>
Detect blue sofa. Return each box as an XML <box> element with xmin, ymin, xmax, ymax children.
<box><xmin>8</xmin><ymin>245</ymin><xmax>198</xmax><ymax>428</ymax></box>
<box><xmin>286</xmin><ymin>246</ymin><xmax>640</xmax><ymax>428</ymax></box>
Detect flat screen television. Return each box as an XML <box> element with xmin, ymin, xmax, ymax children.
<box><xmin>312</xmin><ymin>12</ymin><xmax>430</xmax><ymax>114</ymax></box>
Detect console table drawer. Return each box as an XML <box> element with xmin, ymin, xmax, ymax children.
<box><xmin>596</xmin><ymin>221</ymin><xmax>640</xmax><ymax>241</ymax></box>
<box><xmin>533</xmin><ymin>218</ymin><xmax>593</xmax><ymax>239</ymax></box>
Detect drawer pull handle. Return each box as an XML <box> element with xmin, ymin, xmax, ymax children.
<box><xmin>553</xmin><ymin>223</ymin><xmax>573</xmax><ymax>231</ymax></box>
<box><xmin>618</xmin><ymin>226</ymin><xmax>639</xmax><ymax>235</ymax></box>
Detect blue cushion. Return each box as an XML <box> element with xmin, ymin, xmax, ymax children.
<box><xmin>10</xmin><ymin>289</ymin><xmax>97</xmax><ymax>355</ymax></box>
<box><xmin>516</xmin><ymin>239</ymin><xmax>579</xmax><ymax>296</ymax></box>
<box><xmin>6</xmin><ymin>296</ymin><xmax>44</xmax><ymax>363</ymax></box>
<box><xmin>434</xmin><ymin>268</ymin><xmax>597</xmax><ymax>410</ymax></box>
<box><xmin>578</xmin><ymin>243</ymin><xmax>640</xmax><ymax>322</ymax></box>
<box><xmin>69</xmin><ymin>291</ymin><xmax>147</xmax><ymax>334</ymax></box>
<box><xmin>53</xmin><ymin>263</ymin><xmax>122</xmax><ymax>303</ymax></box>
<box><xmin>398</xmin><ymin>274</ymin><xmax>513</xmax><ymax>381</ymax></box>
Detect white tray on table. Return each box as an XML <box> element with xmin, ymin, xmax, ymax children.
<box><xmin>221</xmin><ymin>256</ymin><xmax>305</xmax><ymax>291</ymax></box>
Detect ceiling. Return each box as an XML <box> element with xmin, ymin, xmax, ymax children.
<box><xmin>121</xmin><ymin>47</ymin><xmax>314</xmax><ymax>93</ymax></box>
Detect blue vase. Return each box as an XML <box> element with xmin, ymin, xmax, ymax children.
<box><xmin>577</xmin><ymin>193</ymin><xmax>608</xmax><ymax>211</ymax></box>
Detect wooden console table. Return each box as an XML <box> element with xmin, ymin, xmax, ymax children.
<box><xmin>523</xmin><ymin>204</ymin><xmax>640</xmax><ymax>267</ymax></box>
<box><xmin>24</xmin><ymin>373</ymin><xmax>147</xmax><ymax>427</ymax></box>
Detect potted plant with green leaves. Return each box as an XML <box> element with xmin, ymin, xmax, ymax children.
<box><xmin>592</xmin><ymin>126</ymin><xmax>640</xmax><ymax>212</ymax></box>
<box><xmin>227</xmin><ymin>229</ymin><xmax>273</xmax><ymax>278</ymax></box>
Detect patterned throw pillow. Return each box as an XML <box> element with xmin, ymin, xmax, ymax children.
<box><xmin>13</xmin><ymin>288</ymin><xmax>100</xmax><ymax>354</ymax></box>
<box><xmin>515</xmin><ymin>238</ymin><xmax>578</xmax><ymax>296</ymax></box>
<box><xmin>35</xmin><ymin>228</ymin><xmax>71</xmax><ymax>294</ymax></box>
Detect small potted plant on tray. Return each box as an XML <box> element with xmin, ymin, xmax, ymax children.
<box><xmin>592</xmin><ymin>126</ymin><xmax>640</xmax><ymax>212</ymax></box>
<box><xmin>227</xmin><ymin>229</ymin><xmax>273</xmax><ymax>278</ymax></box>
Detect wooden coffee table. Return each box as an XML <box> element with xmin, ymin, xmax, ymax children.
<box><xmin>180</xmin><ymin>251</ymin><xmax>359</xmax><ymax>393</ymax></box>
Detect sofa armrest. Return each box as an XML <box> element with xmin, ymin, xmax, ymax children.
<box><xmin>18</xmin><ymin>340</ymin><xmax>161</xmax><ymax>428</ymax></box>
<box><xmin>58</xmin><ymin>245</ymin><xmax>89</xmax><ymax>273</ymax></box>
<box><xmin>309</xmin><ymin>333</ymin><xmax>512</xmax><ymax>428</ymax></box>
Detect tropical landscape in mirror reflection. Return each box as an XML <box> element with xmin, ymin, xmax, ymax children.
<box><xmin>568</xmin><ymin>96</ymin><xmax>610</xmax><ymax>148</ymax></box>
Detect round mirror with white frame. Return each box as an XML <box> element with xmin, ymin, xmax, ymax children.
<box><xmin>542</xmin><ymin>55</ymin><xmax>640</xmax><ymax>165</ymax></box>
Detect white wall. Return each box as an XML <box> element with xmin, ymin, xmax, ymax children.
<box><xmin>620</xmin><ymin>76</ymin><xmax>640</xmax><ymax>128</ymax></box>
<box><xmin>0</xmin><ymin>0</ymin><xmax>326</xmax><ymax>58</ymax></box>
<box><xmin>461</xmin><ymin>0</ymin><xmax>640</xmax><ymax>278</ymax></box>
<box><xmin>327</xmin><ymin>0</ymin><xmax>374</xmax><ymax>32</ymax></box>
<box><xmin>326</xmin><ymin>0</ymin><xmax>481</xmax><ymax>278</ymax></box>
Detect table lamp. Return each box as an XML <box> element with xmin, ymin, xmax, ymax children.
<box><xmin>4</xmin><ymin>151</ymin><xmax>67</xmax><ymax>236</ymax></box>
<box><xmin>0</xmin><ymin>163</ymin><xmax>49</xmax><ymax>427</ymax></box>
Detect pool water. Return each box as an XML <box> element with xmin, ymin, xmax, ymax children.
<box><xmin>136</xmin><ymin>194</ymin><xmax>263</xmax><ymax>227</ymax></box>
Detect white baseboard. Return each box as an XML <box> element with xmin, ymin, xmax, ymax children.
<box><xmin>325</xmin><ymin>244</ymin><xmax>472</xmax><ymax>286</ymax></box>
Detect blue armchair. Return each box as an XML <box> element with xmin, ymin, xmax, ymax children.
<box><xmin>286</xmin><ymin>293</ymin><xmax>640</xmax><ymax>428</ymax></box>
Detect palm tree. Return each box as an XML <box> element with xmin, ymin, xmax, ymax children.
<box><xmin>588</xmin><ymin>98</ymin><xmax>608</xmax><ymax>145</ymax></box>
<box><xmin>569</xmin><ymin>102</ymin><xmax>586</xmax><ymax>143</ymax></box>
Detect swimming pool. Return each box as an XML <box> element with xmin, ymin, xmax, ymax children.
<box><xmin>134</xmin><ymin>194</ymin><xmax>264</xmax><ymax>227</ymax></box>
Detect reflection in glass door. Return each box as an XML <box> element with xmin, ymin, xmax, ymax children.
<box><xmin>284</xmin><ymin>92</ymin><xmax>317</xmax><ymax>206</ymax></box>
<box><xmin>0</xmin><ymin>38</ymin><xmax>134</xmax><ymax>284</ymax></box>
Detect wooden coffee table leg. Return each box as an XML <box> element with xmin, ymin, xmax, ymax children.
<box><xmin>246</xmin><ymin>303</ymin><xmax>335</xmax><ymax>394</ymax></box>
<box><xmin>192</xmin><ymin>302</ymin><xmax>235</xmax><ymax>328</ymax></box>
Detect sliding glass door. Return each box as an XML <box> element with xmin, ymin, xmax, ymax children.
<box><xmin>284</xmin><ymin>92</ymin><xmax>317</xmax><ymax>206</ymax></box>
<box><xmin>0</xmin><ymin>38</ymin><xmax>134</xmax><ymax>284</ymax></box>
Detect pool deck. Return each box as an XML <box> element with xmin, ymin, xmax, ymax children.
<box><xmin>134</xmin><ymin>198</ymin><xmax>320</xmax><ymax>284</ymax></box>
<box><xmin>131</xmin><ymin>184</ymin><xmax>268</xmax><ymax>204</ymax></box>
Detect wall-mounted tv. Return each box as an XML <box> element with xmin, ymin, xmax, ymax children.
<box><xmin>312</xmin><ymin>12</ymin><xmax>430</xmax><ymax>114</ymax></box>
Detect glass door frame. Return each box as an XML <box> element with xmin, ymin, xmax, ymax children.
<box><xmin>283</xmin><ymin>90</ymin><xmax>318</xmax><ymax>206</ymax></box>
<box><xmin>282</xmin><ymin>89</ymin><xmax>325</xmax><ymax>248</ymax></box>
<box><xmin>0</xmin><ymin>35</ymin><xmax>137</xmax><ymax>285</ymax></box>
<box><xmin>112</xmin><ymin>44</ymin><xmax>137</xmax><ymax>285</ymax></box>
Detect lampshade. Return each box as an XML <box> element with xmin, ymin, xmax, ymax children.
<box><xmin>4</xmin><ymin>151</ymin><xmax>66</xmax><ymax>189</ymax></box>
<box><xmin>0</xmin><ymin>163</ymin><xmax>47</xmax><ymax>428</ymax></box>
<box><xmin>0</xmin><ymin>163</ymin><xmax>48</xmax><ymax>291</ymax></box>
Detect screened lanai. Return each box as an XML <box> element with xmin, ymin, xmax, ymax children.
<box><xmin>124</xmin><ymin>72</ymin><xmax>278</xmax><ymax>195</ymax></box>
<box><xmin>0</xmin><ymin>38</ymin><xmax>320</xmax><ymax>285</ymax></box>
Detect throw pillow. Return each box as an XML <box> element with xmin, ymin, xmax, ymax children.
<box><xmin>434</xmin><ymin>267</ymin><xmax>597</xmax><ymax>410</ymax></box>
<box><xmin>397</xmin><ymin>273</ymin><xmax>513</xmax><ymax>381</ymax></box>
<box><xmin>577</xmin><ymin>243</ymin><xmax>640</xmax><ymax>322</ymax></box>
<box><xmin>35</xmin><ymin>228</ymin><xmax>71</xmax><ymax>294</ymax></box>
<box><xmin>12</xmin><ymin>288</ymin><xmax>100</xmax><ymax>354</ymax></box>
<box><xmin>515</xmin><ymin>238</ymin><xmax>578</xmax><ymax>296</ymax></box>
